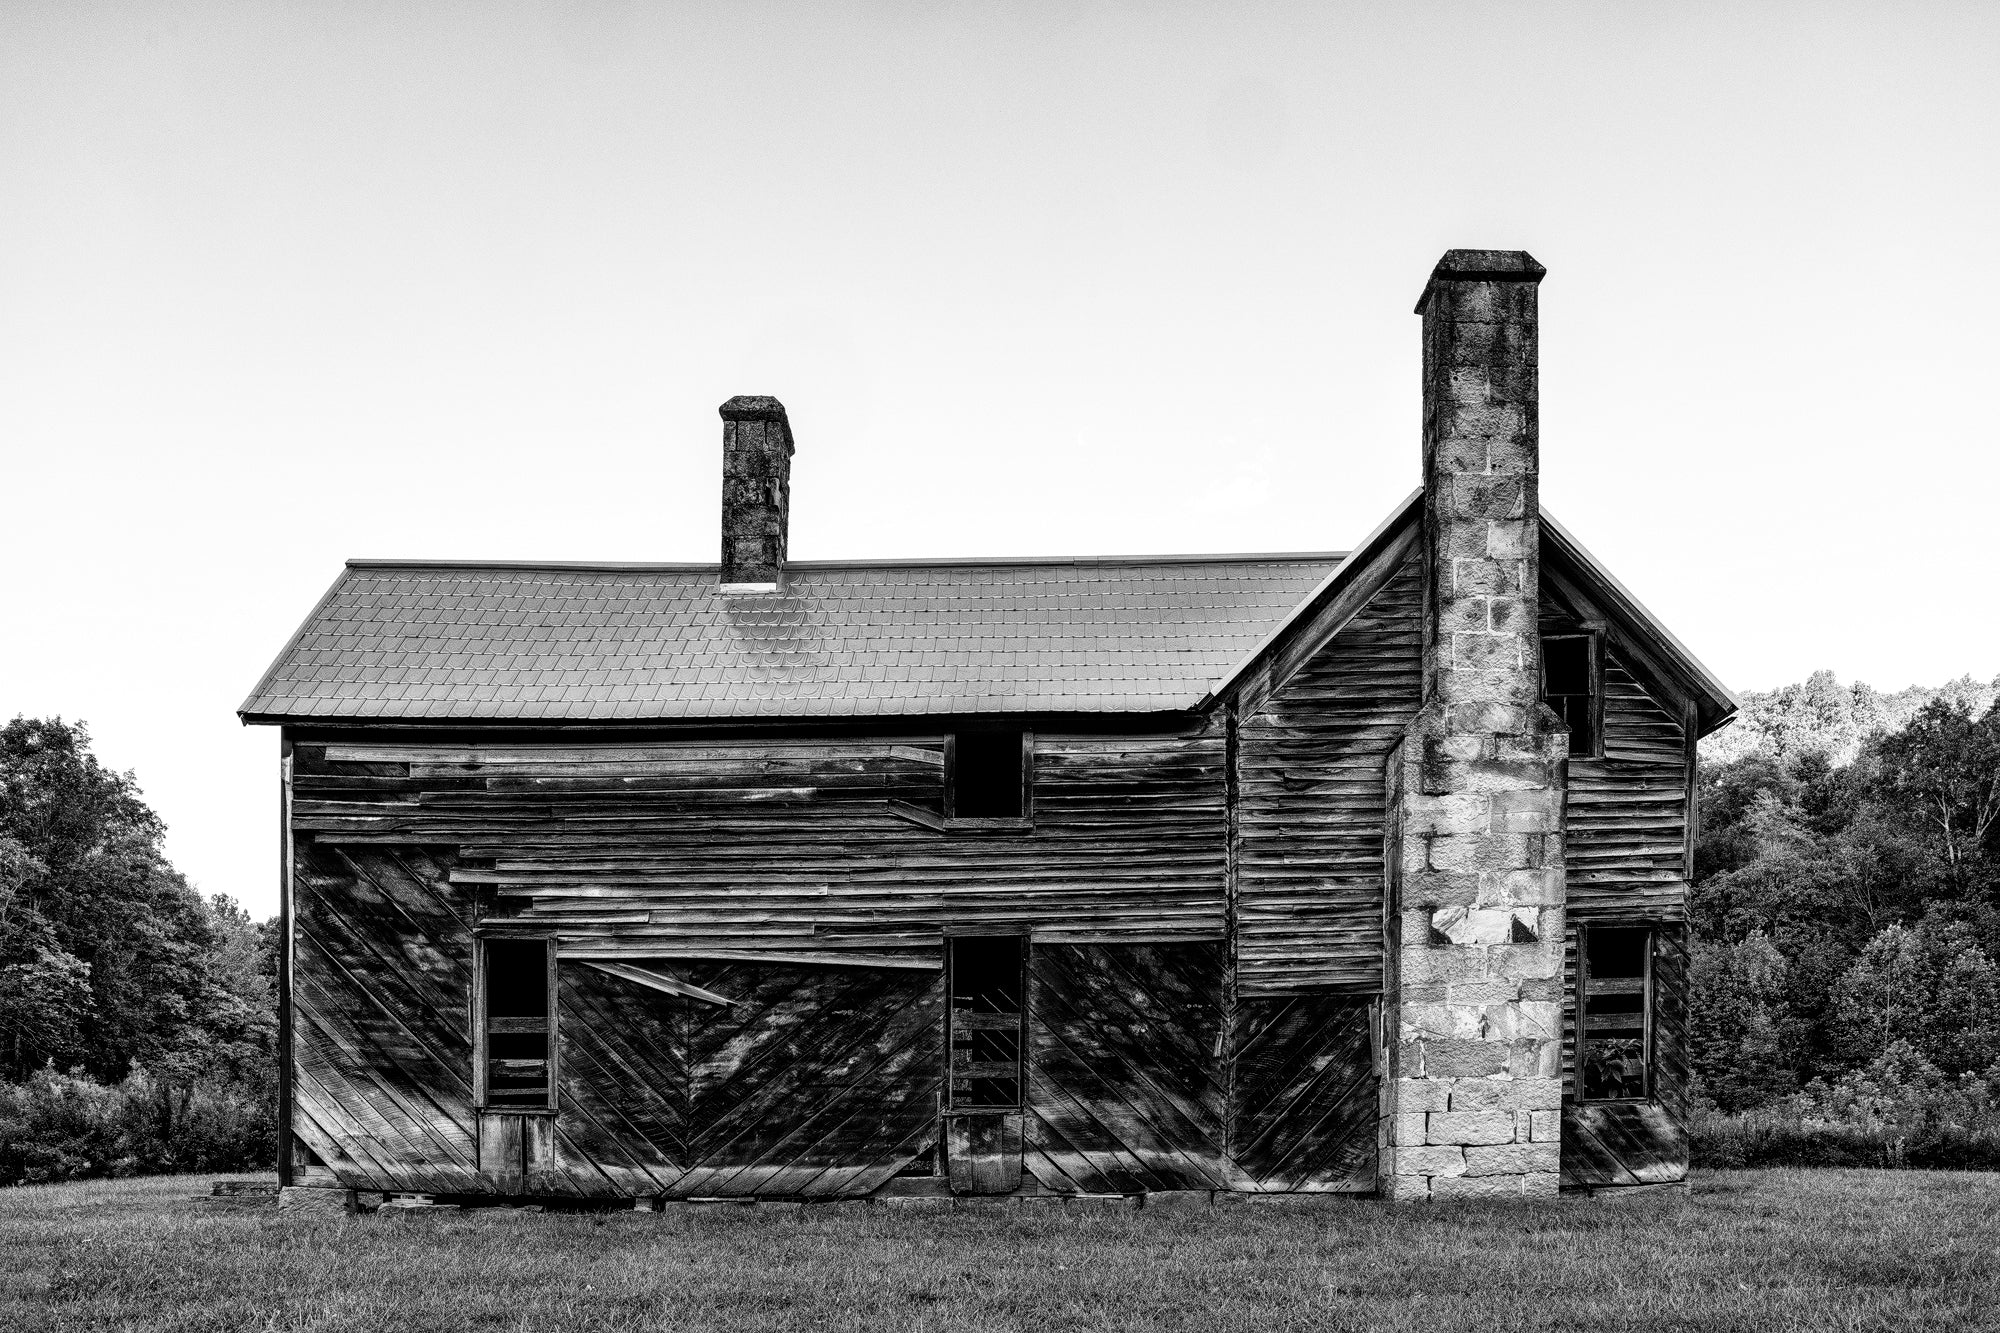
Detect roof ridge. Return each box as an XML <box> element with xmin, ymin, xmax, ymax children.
<box><xmin>342</xmin><ymin>552</ymin><xmax>1349</xmax><ymax>573</ymax></box>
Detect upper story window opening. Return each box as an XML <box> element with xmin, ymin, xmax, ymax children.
<box><xmin>948</xmin><ymin>731</ymin><xmax>1030</xmax><ymax>820</ymax></box>
<box><xmin>1541</xmin><ymin>632</ymin><xmax>1601</xmax><ymax>758</ymax></box>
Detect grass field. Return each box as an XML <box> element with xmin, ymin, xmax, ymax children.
<box><xmin>2</xmin><ymin>1171</ymin><xmax>1995</xmax><ymax>1332</ymax></box>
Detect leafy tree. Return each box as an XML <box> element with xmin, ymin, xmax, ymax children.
<box><xmin>1868</xmin><ymin>699</ymin><xmax>2000</xmax><ymax>895</ymax></box>
<box><xmin>1800</xmin><ymin>1040</ymin><xmax>2000</xmax><ymax>1139</ymax></box>
<box><xmin>0</xmin><ymin>718</ymin><xmax>273</xmax><ymax>1086</ymax></box>
<box><xmin>1833</xmin><ymin>918</ymin><xmax>2000</xmax><ymax>1077</ymax></box>
<box><xmin>1689</xmin><ymin>931</ymin><xmax>1798</xmax><ymax>1111</ymax></box>
<box><xmin>1692</xmin><ymin>674</ymin><xmax>2000</xmax><ymax>1098</ymax></box>
<box><xmin>0</xmin><ymin>717</ymin><xmax>280</xmax><ymax>1177</ymax></box>
<box><xmin>0</xmin><ymin>947</ymin><xmax>92</xmax><ymax>1070</ymax></box>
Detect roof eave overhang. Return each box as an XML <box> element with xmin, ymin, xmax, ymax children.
<box><xmin>246</xmin><ymin>707</ymin><xmax>1212</xmax><ymax>738</ymax></box>
<box><xmin>1540</xmin><ymin>510</ymin><xmax>1740</xmax><ymax>737</ymax></box>
<box><xmin>237</xmin><ymin>565</ymin><xmax>357</xmax><ymax>727</ymax></box>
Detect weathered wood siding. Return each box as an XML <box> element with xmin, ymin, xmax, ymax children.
<box><xmin>562</xmin><ymin>960</ymin><xmax>944</xmax><ymax>1198</ymax></box>
<box><xmin>293</xmin><ymin>853</ymin><xmax>947</xmax><ymax>1199</ymax></box>
<box><xmin>1566</xmin><ymin>656</ymin><xmax>1690</xmax><ymax>920</ymax></box>
<box><xmin>1232</xmin><ymin>556</ymin><xmax>1424</xmax><ymax>995</ymax></box>
<box><xmin>1541</xmin><ymin>585</ymin><xmax>1695</xmax><ymax>1189</ymax></box>
<box><xmin>1018</xmin><ymin>944</ymin><xmax>1376</xmax><ymax>1194</ymax></box>
<box><xmin>292</xmin><ymin>728</ymin><xmax>1228</xmax><ymax>960</ymax></box>
<box><xmin>1025</xmin><ymin>943</ymin><xmax>1230</xmax><ymax>1192</ymax></box>
<box><xmin>1558</xmin><ymin>924</ymin><xmax>1692</xmax><ymax>1188</ymax></box>
<box><xmin>1541</xmin><ymin>583</ymin><xmax>1692</xmax><ymax>922</ymax></box>
<box><xmin>1227</xmin><ymin>996</ymin><xmax>1378</xmax><ymax>1191</ymax></box>
<box><xmin>1652</xmin><ymin>925</ymin><xmax>1692</xmax><ymax>1126</ymax></box>
<box><xmin>287</xmin><ymin>731</ymin><xmax>1233</xmax><ymax>1196</ymax></box>
<box><xmin>290</xmin><ymin>842</ymin><xmax>483</xmax><ymax>1193</ymax></box>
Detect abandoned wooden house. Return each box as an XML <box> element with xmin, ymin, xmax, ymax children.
<box><xmin>241</xmin><ymin>250</ymin><xmax>1736</xmax><ymax>1204</ymax></box>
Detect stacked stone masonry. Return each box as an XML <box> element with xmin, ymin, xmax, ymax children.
<box><xmin>719</xmin><ymin>395</ymin><xmax>794</xmax><ymax>587</ymax></box>
<box><xmin>1379</xmin><ymin>250</ymin><xmax>1567</xmax><ymax>1201</ymax></box>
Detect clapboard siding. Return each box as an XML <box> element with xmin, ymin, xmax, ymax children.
<box><xmin>1233</xmin><ymin>556</ymin><xmax>1424</xmax><ymax>995</ymax></box>
<box><xmin>1564</xmin><ymin>654</ymin><xmax>1691</xmax><ymax>922</ymax></box>
<box><xmin>290</xmin><ymin>726</ymin><xmax>1229</xmax><ymax>961</ymax></box>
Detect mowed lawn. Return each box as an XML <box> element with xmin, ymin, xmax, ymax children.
<box><xmin>2</xmin><ymin>1171</ymin><xmax>1996</xmax><ymax>1332</ymax></box>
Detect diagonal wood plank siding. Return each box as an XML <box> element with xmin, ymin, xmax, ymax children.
<box><xmin>555</xmin><ymin>959</ymin><xmax>947</xmax><ymax>1199</ymax></box>
<box><xmin>552</xmin><ymin>967</ymin><xmax>688</xmax><ymax>1196</ymax></box>
<box><xmin>295</xmin><ymin>867</ymin><xmax>945</xmax><ymax>1198</ymax></box>
<box><xmin>291</xmin><ymin>843</ymin><xmax>482</xmax><ymax>1194</ymax></box>
<box><xmin>1024</xmin><ymin>943</ymin><xmax>1230</xmax><ymax>1193</ymax></box>
<box><xmin>670</xmin><ymin>960</ymin><xmax>943</xmax><ymax>1198</ymax></box>
<box><xmin>1652</xmin><ymin>926</ymin><xmax>1692</xmax><ymax>1126</ymax></box>
<box><xmin>1232</xmin><ymin>556</ymin><xmax>1424</xmax><ymax>996</ymax></box>
<box><xmin>293</xmin><ymin>812</ymin><xmax>1385</xmax><ymax>1196</ymax></box>
<box><xmin>1227</xmin><ymin>996</ymin><xmax>1378</xmax><ymax>1191</ymax></box>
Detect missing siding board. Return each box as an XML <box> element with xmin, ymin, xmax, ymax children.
<box><xmin>477</xmin><ymin>937</ymin><xmax>556</xmax><ymax>1109</ymax></box>
<box><xmin>947</xmin><ymin>936</ymin><xmax>1025</xmax><ymax>1110</ymax></box>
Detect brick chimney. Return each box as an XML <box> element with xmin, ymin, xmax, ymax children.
<box><xmin>1378</xmin><ymin>251</ymin><xmax>1569</xmax><ymax>1200</ymax></box>
<box><xmin>719</xmin><ymin>395</ymin><xmax>793</xmax><ymax>591</ymax></box>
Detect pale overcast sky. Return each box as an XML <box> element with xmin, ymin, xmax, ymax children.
<box><xmin>3</xmin><ymin>1</ymin><xmax>1995</xmax><ymax>918</ymax></box>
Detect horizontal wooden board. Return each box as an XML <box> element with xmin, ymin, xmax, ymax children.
<box><xmin>1564</xmin><ymin>651</ymin><xmax>1691</xmax><ymax>922</ymax></box>
<box><xmin>294</xmin><ymin>728</ymin><xmax>1230</xmax><ymax>958</ymax></box>
<box><xmin>1232</xmin><ymin>555</ymin><xmax>1422</xmax><ymax>995</ymax></box>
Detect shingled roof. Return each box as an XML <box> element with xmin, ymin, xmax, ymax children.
<box><xmin>239</xmin><ymin>554</ymin><xmax>1343</xmax><ymax>723</ymax></box>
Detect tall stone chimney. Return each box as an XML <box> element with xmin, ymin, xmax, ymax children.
<box><xmin>719</xmin><ymin>395</ymin><xmax>793</xmax><ymax>591</ymax></box>
<box><xmin>1378</xmin><ymin>251</ymin><xmax>1568</xmax><ymax>1200</ymax></box>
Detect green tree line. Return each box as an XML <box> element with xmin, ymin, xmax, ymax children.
<box><xmin>0</xmin><ymin>718</ymin><xmax>275</xmax><ymax>1183</ymax></box>
<box><xmin>1689</xmin><ymin>672</ymin><xmax>2000</xmax><ymax>1161</ymax></box>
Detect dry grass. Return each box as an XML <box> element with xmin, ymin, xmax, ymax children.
<box><xmin>2</xmin><ymin>1170</ymin><xmax>1995</xmax><ymax>1332</ymax></box>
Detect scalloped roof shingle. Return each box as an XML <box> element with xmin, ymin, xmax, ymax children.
<box><xmin>239</xmin><ymin>554</ymin><xmax>1342</xmax><ymax>723</ymax></box>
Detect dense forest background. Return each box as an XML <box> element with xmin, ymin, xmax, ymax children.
<box><xmin>2</xmin><ymin>671</ymin><xmax>1998</xmax><ymax>1184</ymax></box>
<box><xmin>1688</xmin><ymin>672</ymin><xmax>2000</xmax><ymax>1163</ymax></box>
<box><xmin>0</xmin><ymin>718</ymin><xmax>276</xmax><ymax>1183</ymax></box>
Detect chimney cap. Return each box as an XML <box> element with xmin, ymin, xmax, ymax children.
<box><xmin>1415</xmin><ymin>250</ymin><xmax>1546</xmax><ymax>314</ymax></box>
<box><xmin>719</xmin><ymin>395</ymin><xmax>790</xmax><ymax>424</ymax></box>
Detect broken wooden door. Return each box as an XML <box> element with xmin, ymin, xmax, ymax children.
<box><xmin>944</xmin><ymin>936</ymin><xmax>1025</xmax><ymax>1193</ymax></box>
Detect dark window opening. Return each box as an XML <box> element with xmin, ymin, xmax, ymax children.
<box><xmin>1541</xmin><ymin>633</ymin><xmax>1599</xmax><ymax>757</ymax></box>
<box><xmin>949</xmin><ymin>731</ymin><xmax>1027</xmax><ymax>819</ymax></box>
<box><xmin>948</xmin><ymin>936</ymin><xmax>1024</xmax><ymax>1109</ymax></box>
<box><xmin>1579</xmin><ymin>926</ymin><xmax>1652</xmax><ymax>1102</ymax></box>
<box><xmin>482</xmin><ymin>938</ymin><xmax>553</xmax><ymax>1108</ymax></box>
